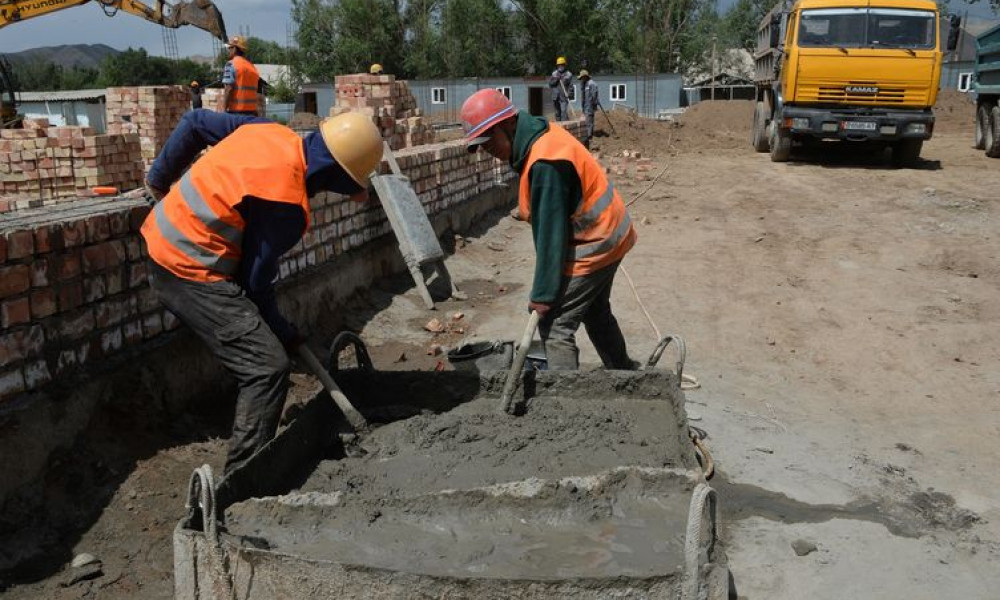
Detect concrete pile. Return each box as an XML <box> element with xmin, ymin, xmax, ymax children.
<box><xmin>105</xmin><ymin>86</ymin><xmax>190</xmax><ymax>168</ymax></box>
<box><xmin>0</xmin><ymin>118</ymin><xmax>143</xmax><ymax>212</ymax></box>
<box><xmin>330</xmin><ymin>73</ymin><xmax>436</xmax><ymax>150</ymax></box>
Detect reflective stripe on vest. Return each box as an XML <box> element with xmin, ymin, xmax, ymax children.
<box><xmin>141</xmin><ymin>123</ymin><xmax>309</xmax><ymax>282</ymax></box>
<box><xmin>518</xmin><ymin>121</ymin><xmax>636</xmax><ymax>277</ymax></box>
<box><xmin>230</xmin><ymin>56</ymin><xmax>259</xmax><ymax>112</ymax></box>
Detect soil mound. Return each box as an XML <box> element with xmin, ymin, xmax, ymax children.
<box><xmin>934</xmin><ymin>90</ymin><xmax>975</xmax><ymax>136</ymax></box>
<box><xmin>674</xmin><ymin>100</ymin><xmax>755</xmax><ymax>150</ymax></box>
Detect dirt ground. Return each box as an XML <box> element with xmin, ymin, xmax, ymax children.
<box><xmin>3</xmin><ymin>90</ymin><xmax>998</xmax><ymax>598</ymax></box>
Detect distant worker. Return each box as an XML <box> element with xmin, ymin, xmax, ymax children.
<box><xmin>548</xmin><ymin>56</ymin><xmax>574</xmax><ymax>122</ymax></box>
<box><xmin>579</xmin><ymin>70</ymin><xmax>599</xmax><ymax>148</ymax></box>
<box><xmin>370</xmin><ymin>63</ymin><xmax>384</xmax><ymax>75</ymax></box>
<box><xmin>218</xmin><ymin>35</ymin><xmax>260</xmax><ymax>115</ymax></box>
<box><xmin>189</xmin><ymin>80</ymin><xmax>203</xmax><ymax>110</ymax></box>
<box><xmin>460</xmin><ymin>89</ymin><xmax>638</xmax><ymax>371</ymax></box>
<box><xmin>140</xmin><ymin>109</ymin><xmax>383</xmax><ymax>474</ymax></box>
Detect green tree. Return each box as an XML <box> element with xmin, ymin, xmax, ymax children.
<box><xmin>246</xmin><ymin>37</ymin><xmax>289</xmax><ymax>64</ymax></box>
<box><xmin>403</xmin><ymin>0</ymin><xmax>445</xmax><ymax>78</ymax></box>
<box><xmin>440</xmin><ymin>0</ymin><xmax>519</xmax><ymax>77</ymax></box>
<box><xmin>721</xmin><ymin>0</ymin><xmax>772</xmax><ymax>53</ymax></box>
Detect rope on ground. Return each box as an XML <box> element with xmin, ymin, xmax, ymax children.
<box><xmin>689</xmin><ymin>426</ymin><xmax>715</xmax><ymax>480</ymax></box>
<box><xmin>682</xmin><ymin>482</ymin><xmax>718</xmax><ymax>600</ymax></box>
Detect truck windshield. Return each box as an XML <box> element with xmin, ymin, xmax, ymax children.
<box><xmin>799</xmin><ymin>8</ymin><xmax>936</xmax><ymax>50</ymax></box>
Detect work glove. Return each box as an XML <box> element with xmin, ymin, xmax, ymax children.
<box><xmin>144</xmin><ymin>180</ymin><xmax>166</xmax><ymax>206</ymax></box>
<box><xmin>528</xmin><ymin>301</ymin><xmax>552</xmax><ymax>318</ymax></box>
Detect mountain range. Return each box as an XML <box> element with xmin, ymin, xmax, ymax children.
<box><xmin>4</xmin><ymin>44</ymin><xmax>120</xmax><ymax>69</ymax></box>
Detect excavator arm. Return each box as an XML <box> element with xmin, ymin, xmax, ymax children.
<box><xmin>0</xmin><ymin>0</ymin><xmax>227</xmax><ymax>41</ymax></box>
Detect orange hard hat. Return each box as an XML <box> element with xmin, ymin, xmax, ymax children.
<box><xmin>460</xmin><ymin>89</ymin><xmax>517</xmax><ymax>152</ymax></box>
<box><xmin>190</xmin><ymin>80</ymin><xmax>200</xmax><ymax>87</ymax></box>
<box><xmin>225</xmin><ymin>35</ymin><xmax>248</xmax><ymax>52</ymax></box>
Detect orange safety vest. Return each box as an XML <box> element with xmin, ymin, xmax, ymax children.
<box><xmin>518</xmin><ymin>123</ymin><xmax>636</xmax><ymax>277</ymax></box>
<box><xmin>141</xmin><ymin>123</ymin><xmax>310</xmax><ymax>282</ymax></box>
<box><xmin>228</xmin><ymin>55</ymin><xmax>259</xmax><ymax>113</ymax></box>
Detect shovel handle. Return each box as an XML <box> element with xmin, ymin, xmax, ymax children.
<box><xmin>298</xmin><ymin>345</ymin><xmax>368</xmax><ymax>431</ymax></box>
<box><xmin>500</xmin><ymin>310</ymin><xmax>541</xmax><ymax>415</ymax></box>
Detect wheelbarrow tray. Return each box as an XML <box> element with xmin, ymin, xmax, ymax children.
<box><xmin>174</xmin><ymin>369</ymin><xmax>731</xmax><ymax>600</ymax></box>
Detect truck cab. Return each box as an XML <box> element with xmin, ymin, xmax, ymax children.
<box><xmin>752</xmin><ymin>0</ymin><xmax>958</xmax><ymax>165</ymax></box>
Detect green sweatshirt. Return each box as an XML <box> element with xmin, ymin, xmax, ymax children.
<box><xmin>510</xmin><ymin>113</ymin><xmax>582</xmax><ymax>303</ymax></box>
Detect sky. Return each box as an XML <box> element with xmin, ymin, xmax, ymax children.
<box><xmin>0</xmin><ymin>0</ymin><xmax>996</xmax><ymax>58</ymax></box>
<box><xmin>0</xmin><ymin>0</ymin><xmax>293</xmax><ymax>57</ymax></box>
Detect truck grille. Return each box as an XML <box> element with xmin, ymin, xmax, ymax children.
<box><xmin>816</xmin><ymin>83</ymin><xmax>907</xmax><ymax>103</ymax></box>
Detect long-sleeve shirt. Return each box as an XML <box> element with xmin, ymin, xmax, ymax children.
<box><xmin>548</xmin><ymin>69</ymin><xmax>574</xmax><ymax>102</ymax></box>
<box><xmin>581</xmin><ymin>80</ymin><xmax>599</xmax><ymax>115</ymax></box>
<box><xmin>146</xmin><ymin>110</ymin><xmax>361</xmax><ymax>344</ymax></box>
<box><xmin>509</xmin><ymin>113</ymin><xmax>581</xmax><ymax>303</ymax></box>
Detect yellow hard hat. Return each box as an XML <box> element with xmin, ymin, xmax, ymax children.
<box><xmin>225</xmin><ymin>35</ymin><xmax>247</xmax><ymax>52</ymax></box>
<box><xmin>190</xmin><ymin>80</ymin><xmax>200</xmax><ymax>87</ymax></box>
<box><xmin>578</xmin><ymin>69</ymin><xmax>589</xmax><ymax>78</ymax></box>
<box><xmin>369</xmin><ymin>63</ymin><xmax>384</xmax><ymax>74</ymax></box>
<box><xmin>319</xmin><ymin>112</ymin><xmax>384</xmax><ymax>187</ymax></box>
<box><xmin>556</xmin><ymin>56</ymin><xmax>567</xmax><ymax>66</ymax></box>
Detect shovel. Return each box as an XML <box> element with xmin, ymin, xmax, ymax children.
<box><xmin>298</xmin><ymin>345</ymin><xmax>368</xmax><ymax>432</ymax></box>
<box><xmin>499</xmin><ymin>310</ymin><xmax>541</xmax><ymax>415</ymax></box>
<box><xmin>598</xmin><ymin>102</ymin><xmax>617</xmax><ymax>136</ymax></box>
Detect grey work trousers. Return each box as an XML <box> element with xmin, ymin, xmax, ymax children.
<box><xmin>148</xmin><ymin>262</ymin><xmax>290</xmax><ymax>475</ymax></box>
<box><xmin>583</xmin><ymin>111</ymin><xmax>596</xmax><ymax>146</ymax></box>
<box><xmin>539</xmin><ymin>260</ymin><xmax>634</xmax><ymax>370</ymax></box>
<box><xmin>553</xmin><ymin>98</ymin><xmax>569</xmax><ymax>122</ymax></box>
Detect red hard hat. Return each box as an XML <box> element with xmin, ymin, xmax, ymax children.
<box><xmin>461</xmin><ymin>89</ymin><xmax>517</xmax><ymax>152</ymax></box>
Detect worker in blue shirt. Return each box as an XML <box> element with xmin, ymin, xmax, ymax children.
<box><xmin>143</xmin><ymin>109</ymin><xmax>383</xmax><ymax>474</ymax></box>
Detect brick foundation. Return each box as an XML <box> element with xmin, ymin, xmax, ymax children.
<box><xmin>105</xmin><ymin>86</ymin><xmax>191</xmax><ymax>169</ymax></box>
<box><xmin>331</xmin><ymin>74</ymin><xmax>436</xmax><ymax>150</ymax></box>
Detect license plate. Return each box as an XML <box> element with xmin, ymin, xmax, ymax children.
<box><xmin>843</xmin><ymin>121</ymin><xmax>877</xmax><ymax>131</ymax></box>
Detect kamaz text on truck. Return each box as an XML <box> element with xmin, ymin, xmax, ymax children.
<box><xmin>751</xmin><ymin>0</ymin><xmax>960</xmax><ymax>166</ymax></box>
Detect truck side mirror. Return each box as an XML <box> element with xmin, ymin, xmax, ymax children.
<box><xmin>947</xmin><ymin>15</ymin><xmax>961</xmax><ymax>52</ymax></box>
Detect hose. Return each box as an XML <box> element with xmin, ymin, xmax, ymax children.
<box><xmin>682</xmin><ymin>482</ymin><xmax>719</xmax><ymax>600</ymax></box>
<box><xmin>186</xmin><ymin>464</ymin><xmax>235</xmax><ymax>599</ymax></box>
<box><xmin>689</xmin><ymin>426</ymin><xmax>715</xmax><ymax>480</ymax></box>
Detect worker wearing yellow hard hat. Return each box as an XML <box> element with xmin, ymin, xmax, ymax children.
<box><xmin>188</xmin><ymin>80</ymin><xmax>203</xmax><ymax>110</ymax></box>
<box><xmin>549</xmin><ymin>56</ymin><xmax>573</xmax><ymax>121</ymax></box>
<box><xmin>141</xmin><ymin>109</ymin><xmax>383</xmax><ymax>474</ymax></box>
<box><xmin>369</xmin><ymin>63</ymin><xmax>384</xmax><ymax>75</ymax></box>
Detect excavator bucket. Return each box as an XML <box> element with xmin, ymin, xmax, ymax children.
<box><xmin>165</xmin><ymin>0</ymin><xmax>227</xmax><ymax>41</ymax></box>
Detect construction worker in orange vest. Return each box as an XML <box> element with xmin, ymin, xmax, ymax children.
<box><xmin>460</xmin><ymin>89</ymin><xmax>638</xmax><ymax>370</ymax></box>
<box><xmin>141</xmin><ymin>109</ymin><xmax>383</xmax><ymax>474</ymax></box>
<box><xmin>219</xmin><ymin>35</ymin><xmax>260</xmax><ymax>115</ymax></box>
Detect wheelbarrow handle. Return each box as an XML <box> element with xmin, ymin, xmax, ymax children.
<box><xmin>499</xmin><ymin>310</ymin><xmax>541</xmax><ymax>415</ymax></box>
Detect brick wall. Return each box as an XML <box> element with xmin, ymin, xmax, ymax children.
<box><xmin>0</xmin><ymin>119</ymin><xmax>585</xmax><ymax>405</ymax></box>
<box><xmin>0</xmin><ymin>120</ymin><xmax>144</xmax><ymax>211</ymax></box>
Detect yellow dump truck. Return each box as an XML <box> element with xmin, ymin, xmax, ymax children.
<box><xmin>752</xmin><ymin>0</ymin><xmax>960</xmax><ymax>165</ymax></box>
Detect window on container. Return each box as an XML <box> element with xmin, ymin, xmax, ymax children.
<box><xmin>496</xmin><ymin>86</ymin><xmax>511</xmax><ymax>99</ymax></box>
<box><xmin>432</xmin><ymin>87</ymin><xmax>446</xmax><ymax>104</ymax></box>
<box><xmin>610</xmin><ymin>84</ymin><xmax>626</xmax><ymax>102</ymax></box>
<box><xmin>958</xmin><ymin>72</ymin><xmax>972</xmax><ymax>92</ymax></box>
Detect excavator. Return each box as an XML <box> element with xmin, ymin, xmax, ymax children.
<box><xmin>0</xmin><ymin>0</ymin><xmax>227</xmax><ymax>127</ymax></box>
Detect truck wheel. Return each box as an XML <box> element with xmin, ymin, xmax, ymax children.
<box><xmin>752</xmin><ymin>101</ymin><xmax>770</xmax><ymax>153</ymax></box>
<box><xmin>987</xmin><ymin>106</ymin><xmax>1000</xmax><ymax>158</ymax></box>
<box><xmin>891</xmin><ymin>139</ymin><xmax>923</xmax><ymax>167</ymax></box>
<box><xmin>974</xmin><ymin>103</ymin><xmax>989</xmax><ymax>150</ymax></box>
<box><xmin>769</xmin><ymin>122</ymin><xmax>791</xmax><ymax>162</ymax></box>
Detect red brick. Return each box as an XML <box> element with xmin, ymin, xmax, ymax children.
<box><xmin>23</xmin><ymin>359</ymin><xmax>51</xmax><ymax>390</ymax></box>
<box><xmin>94</xmin><ymin>295</ymin><xmax>136</xmax><ymax>328</ymax></box>
<box><xmin>5</xmin><ymin>230</ymin><xmax>34</xmax><ymax>260</ymax></box>
<box><xmin>0</xmin><ymin>325</ymin><xmax>44</xmax><ymax>367</ymax></box>
<box><xmin>29</xmin><ymin>288</ymin><xmax>56</xmax><ymax>319</ymax></box>
<box><xmin>0</xmin><ymin>368</ymin><xmax>26</xmax><ymax>400</ymax></box>
<box><xmin>30</xmin><ymin>258</ymin><xmax>51</xmax><ymax>287</ymax></box>
<box><xmin>129</xmin><ymin>205</ymin><xmax>151</xmax><ymax>231</ymax></box>
<box><xmin>141</xmin><ymin>312</ymin><xmax>163</xmax><ymax>338</ymax></box>
<box><xmin>0</xmin><ymin>264</ymin><xmax>30</xmax><ymax>298</ymax></box>
<box><xmin>83</xmin><ymin>276</ymin><xmax>106</xmax><ymax>303</ymax></box>
<box><xmin>57</xmin><ymin>280</ymin><xmax>83</xmax><ymax>311</ymax></box>
<box><xmin>55</xmin><ymin>253</ymin><xmax>81</xmax><ymax>280</ymax></box>
<box><xmin>0</xmin><ymin>235</ymin><xmax>7</xmax><ymax>263</ymax></box>
<box><xmin>123</xmin><ymin>319</ymin><xmax>143</xmax><ymax>345</ymax></box>
<box><xmin>127</xmin><ymin>262</ymin><xmax>147</xmax><ymax>288</ymax></box>
<box><xmin>58</xmin><ymin>308</ymin><xmax>95</xmax><ymax>341</ymax></box>
<box><xmin>1</xmin><ymin>297</ymin><xmax>30</xmax><ymax>327</ymax></box>
<box><xmin>125</xmin><ymin>237</ymin><xmax>142</xmax><ymax>261</ymax></box>
<box><xmin>34</xmin><ymin>225</ymin><xmax>65</xmax><ymax>254</ymax></box>
<box><xmin>100</xmin><ymin>327</ymin><xmax>123</xmax><ymax>354</ymax></box>
<box><xmin>85</xmin><ymin>215</ymin><xmax>111</xmax><ymax>243</ymax></box>
<box><xmin>55</xmin><ymin>349</ymin><xmax>77</xmax><ymax>376</ymax></box>
<box><xmin>137</xmin><ymin>288</ymin><xmax>160</xmax><ymax>312</ymax></box>
<box><xmin>63</xmin><ymin>219</ymin><xmax>87</xmax><ymax>248</ymax></box>
<box><xmin>109</xmin><ymin>210</ymin><xmax>129</xmax><ymax>236</ymax></box>
<box><xmin>107</xmin><ymin>267</ymin><xmax>125</xmax><ymax>295</ymax></box>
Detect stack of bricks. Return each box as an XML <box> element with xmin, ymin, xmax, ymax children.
<box><xmin>330</xmin><ymin>74</ymin><xmax>435</xmax><ymax>150</ymax></box>
<box><xmin>0</xmin><ymin>118</ymin><xmax>143</xmax><ymax>212</ymax></box>
<box><xmin>0</xmin><ymin>199</ymin><xmax>171</xmax><ymax>400</ymax></box>
<box><xmin>105</xmin><ymin>86</ymin><xmax>190</xmax><ymax>168</ymax></box>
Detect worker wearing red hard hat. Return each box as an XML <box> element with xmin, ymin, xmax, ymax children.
<box><xmin>460</xmin><ymin>89</ymin><xmax>638</xmax><ymax>370</ymax></box>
